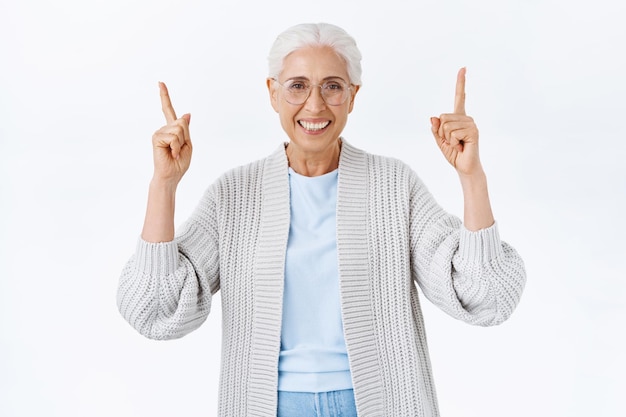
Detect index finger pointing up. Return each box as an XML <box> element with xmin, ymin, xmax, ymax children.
<box><xmin>159</xmin><ymin>81</ymin><xmax>178</xmax><ymax>123</ymax></box>
<box><xmin>454</xmin><ymin>67</ymin><xmax>466</xmax><ymax>115</ymax></box>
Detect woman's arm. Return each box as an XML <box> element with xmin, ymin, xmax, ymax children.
<box><xmin>409</xmin><ymin>176</ymin><xmax>525</xmax><ymax>326</ymax></box>
<box><xmin>117</xmin><ymin>83</ymin><xmax>217</xmax><ymax>339</ymax></box>
<box><xmin>429</xmin><ymin>67</ymin><xmax>495</xmax><ymax>232</ymax></box>
<box><xmin>142</xmin><ymin>179</ymin><xmax>178</xmax><ymax>242</ymax></box>
<box><xmin>412</xmin><ymin>68</ymin><xmax>525</xmax><ymax>325</ymax></box>
<box><xmin>458</xmin><ymin>169</ymin><xmax>494</xmax><ymax>231</ymax></box>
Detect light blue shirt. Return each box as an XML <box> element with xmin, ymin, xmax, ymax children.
<box><xmin>278</xmin><ymin>168</ymin><xmax>353</xmax><ymax>393</ymax></box>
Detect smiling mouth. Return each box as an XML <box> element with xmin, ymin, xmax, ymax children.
<box><xmin>298</xmin><ymin>120</ymin><xmax>331</xmax><ymax>131</ymax></box>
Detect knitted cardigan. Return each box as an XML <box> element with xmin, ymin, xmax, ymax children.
<box><xmin>117</xmin><ymin>140</ymin><xmax>526</xmax><ymax>416</ymax></box>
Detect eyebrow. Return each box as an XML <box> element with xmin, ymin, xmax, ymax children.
<box><xmin>285</xmin><ymin>76</ymin><xmax>348</xmax><ymax>83</ymax></box>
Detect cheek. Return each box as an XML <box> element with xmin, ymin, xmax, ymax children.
<box><xmin>279</xmin><ymin>108</ymin><xmax>298</xmax><ymax>130</ymax></box>
<box><xmin>279</xmin><ymin>104</ymin><xmax>299</xmax><ymax>122</ymax></box>
<box><xmin>334</xmin><ymin>107</ymin><xmax>350</xmax><ymax>123</ymax></box>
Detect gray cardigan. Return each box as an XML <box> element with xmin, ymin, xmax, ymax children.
<box><xmin>117</xmin><ymin>140</ymin><xmax>526</xmax><ymax>416</ymax></box>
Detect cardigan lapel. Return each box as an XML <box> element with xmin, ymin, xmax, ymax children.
<box><xmin>247</xmin><ymin>144</ymin><xmax>290</xmax><ymax>416</ymax></box>
<box><xmin>336</xmin><ymin>141</ymin><xmax>385</xmax><ymax>415</ymax></box>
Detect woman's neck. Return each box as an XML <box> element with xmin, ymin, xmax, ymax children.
<box><xmin>285</xmin><ymin>139</ymin><xmax>342</xmax><ymax>177</ymax></box>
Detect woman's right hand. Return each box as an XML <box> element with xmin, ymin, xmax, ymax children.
<box><xmin>152</xmin><ymin>82</ymin><xmax>192</xmax><ymax>186</ymax></box>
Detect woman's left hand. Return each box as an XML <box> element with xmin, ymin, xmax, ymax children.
<box><xmin>430</xmin><ymin>67</ymin><xmax>482</xmax><ymax>176</ymax></box>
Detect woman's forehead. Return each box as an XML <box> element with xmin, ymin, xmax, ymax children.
<box><xmin>281</xmin><ymin>46</ymin><xmax>349</xmax><ymax>80</ymax></box>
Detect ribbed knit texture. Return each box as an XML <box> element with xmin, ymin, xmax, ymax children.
<box><xmin>117</xmin><ymin>140</ymin><xmax>526</xmax><ymax>416</ymax></box>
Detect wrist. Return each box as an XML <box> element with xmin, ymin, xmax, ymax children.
<box><xmin>149</xmin><ymin>177</ymin><xmax>179</xmax><ymax>194</ymax></box>
<box><xmin>458</xmin><ymin>167</ymin><xmax>494</xmax><ymax>231</ymax></box>
<box><xmin>142</xmin><ymin>179</ymin><xmax>177</xmax><ymax>243</ymax></box>
<box><xmin>458</xmin><ymin>166</ymin><xmax>487</xmax><ymax>190</ymax></box>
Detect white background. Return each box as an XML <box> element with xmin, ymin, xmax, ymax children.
<box><xmin>1</xmin><ymin>0</ymin><xmax>625</xmax><ymax>416</ymax></box>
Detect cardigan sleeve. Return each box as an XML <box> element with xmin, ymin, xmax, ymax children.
<box><xmin>409</xmin><ymin>173</ymin><xmax>526</xmax><ymax>326</ymax></box>
<box><xmin>116</xmin><ymin>186</ymin><xmax>220</xmax><ymax>340</ymax></box>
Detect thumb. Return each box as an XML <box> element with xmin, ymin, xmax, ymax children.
<box><xmin>182</xmin><ymin>113</ymin><xmax>191</xmax><ymax>125</ymax></box>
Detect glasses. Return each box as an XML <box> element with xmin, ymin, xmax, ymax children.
<box><xmin>273</xmin><ymin>78</ymin><xmax>353</xmax><ymax>106</ymax></box>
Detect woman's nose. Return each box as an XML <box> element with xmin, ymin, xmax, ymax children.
<box><xmin>304</xmin><ymin>85</ymin><xmax>327</xmax><ymax>111</ymax></box>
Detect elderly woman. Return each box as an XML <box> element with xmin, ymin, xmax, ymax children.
<box><xmin>117</xmin><ymin>23</ymin><xmax>526</xmax><ymax>417</ymax></box>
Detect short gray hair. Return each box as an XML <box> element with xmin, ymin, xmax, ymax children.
<box><xmin>268</xmin><ymin>23</ymin><xmax>363</xmax><ymax>86</ymax></box>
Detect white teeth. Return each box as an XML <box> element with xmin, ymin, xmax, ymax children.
<box><xmin>299</xmin><ymin>121</ymin><xmax>330</xmax><ymax>131</ymax></box>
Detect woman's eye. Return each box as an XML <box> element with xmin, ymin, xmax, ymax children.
<box><xmin>288</xmin><ymin>82</ymin><xmax>307</xmax><ymax>90</ymax></box>
<box><xmin>325</xmin><ymin>82</ymin><xmax>343</xmax><ymax>91</ymax></box>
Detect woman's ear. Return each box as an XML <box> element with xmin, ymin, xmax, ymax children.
<box><xmin>348</xmin><ymin>85</ymin><xmax>360</xmax><ymax>113</ymax></box>
<box><xmin>267</xmin><ymin>78</ymin><xmax>279</xmax><ymax>113</ymax></box>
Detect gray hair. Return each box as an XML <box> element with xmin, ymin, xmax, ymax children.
<box><xmin>268</xmin><ymin>23</ymin><xmax>363</xmax><ymax>86</ymax></box>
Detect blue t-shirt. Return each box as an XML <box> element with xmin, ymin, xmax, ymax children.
<box><xmin>278</xmin><ymin>168</ymin><xmax>353</xmax><ymax>393</ymax></box>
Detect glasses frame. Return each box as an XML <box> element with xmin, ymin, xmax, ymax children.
<box><xmin>272</xmin><ymin>78</ymin><xmax>354</xmax><ymax>106</ymax></box>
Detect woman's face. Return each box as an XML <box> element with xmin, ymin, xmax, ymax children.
<box><xmin>267</xmin><ymin>46</ymin><xmax>359</xmax><ymax>155</ymax></box>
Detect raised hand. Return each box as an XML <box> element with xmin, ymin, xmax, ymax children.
<box><xmin>141</xmin><ymin>83</ymin><xmax>192</xmax><ymax>242</ymax></box>
<box><xmin>430</xmin><ymin>68</ymin><xmax>482</xmax><ymax>176</ymax></box>
<box><xmin>151</xmin><ymin>82</ymin><xmax>192</xmax><ymax>185</ymax></box>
